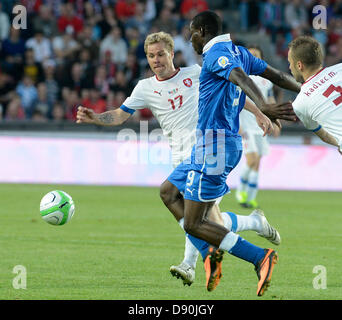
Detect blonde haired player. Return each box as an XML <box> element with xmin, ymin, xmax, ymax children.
<box><xmin>288</xmin><ymin>36</ymin><xmax>342</xmax><ymax>155</ymax></box>
<box><xmin>77</xmin><ymin>32</ymin><xmax>280</xmax><ymax>291</ymax></box>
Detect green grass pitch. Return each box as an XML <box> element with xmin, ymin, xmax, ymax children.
<box><xmin>0</xmin><ymin>183</ymin><xmax>341</xmax><ymax>300</ymax></box>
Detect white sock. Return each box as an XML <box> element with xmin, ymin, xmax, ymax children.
<box><xmin>221</xmin><ymin>211</ymin><xmax>232</xmax><ymax>230</ymax></box>
<box><xmin>247</xmin><ymin>169</ymin><xmax>259</xmax><ymax>201</ymax></box>
<box><xmin>237</xmin><ymin>164</ymin><xmax>252</xmax><ymax>193</ymax></box>
<box><xmin>219</xmin><ymin>231</ymin><xmax>239</xmax><ymax>252</ymax></box>
<box><xmin>236</xmin><ymin>213</ymin><xmax>262</xmax><ymax>232</ymax></box>
<box><xmin>183</xmin><ymin>236</ymin><xmax>199</xmax><ymax>269</ymax></box>
<box><xmin>178</xmin><ymin>218</ymin><xmax>199</xmax><ymax>269</ymax></box>
<box><xmin>221</xmin><ymin>211</ymin><xmax>262</xmax><ymax>233</ymax></box>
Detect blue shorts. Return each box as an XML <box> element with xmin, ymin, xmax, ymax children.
<box><xmin>167</xmin><ymin>150</ymin><xmax>242</xmax><ymax>202</ymax></box>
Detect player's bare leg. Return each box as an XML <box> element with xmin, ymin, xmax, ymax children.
<box><xmin>183</xmin><ymin>200</ymin><xmax>227</xmax><ymax>247</ymax></box>
<box><xmin>209</xmin><ymin>203</ymin><xmax>224</xmax><ymax>225</ymax></box>
<box><xmin>159</xmin><ymin>180</ymin><xmax>184</xmax><ymax>222</ymax></box>
<box><xmin>160</xmin><ymin>180</ymin><xmax>223</xmax><ymax>225</ymax></box>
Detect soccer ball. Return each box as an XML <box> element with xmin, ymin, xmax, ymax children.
<box><xmin>40</xmin><ymin>190</ymin><xmax>75</xmax><ymax>226</ymax></box>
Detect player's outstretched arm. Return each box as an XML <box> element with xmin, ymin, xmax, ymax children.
<box><xmin>260</xmin><ymin>65</ymin><xmax>301</xmax><ymax>93</ymax></box>
<box><xmin>243</xmin><ymin>99</ymin><xmax>274</xmax><ymax>137</ymax></box>
<box><xmin>244</xmin><ymin>99</ymin><xmax>282</xmax><ymax>135</ymax></box>
<box><xmin>76</xmin><ymin>106</ymin><xmax>132</xmax><ymax>126</ymax></box>
<box><xmin>229</xmin><ymin>67</ymin><xmax>297</xmax><ymax>122</ymax></box>
<box><xmin>314</xmin><ymin>127</ymin><xmax>342</xmax><ymax>155</ymax></box>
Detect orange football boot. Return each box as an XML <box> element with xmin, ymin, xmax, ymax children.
<box><xmin>204</xmin><ymin>246</ymin><xmax>224</xmax><ymax>292</ymax></box>
<box><xmin>255</xmin><ymin>248</ymin><xmax>279</xmax><ymax>296</ymax></box>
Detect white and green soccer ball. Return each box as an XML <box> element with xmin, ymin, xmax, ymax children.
<box><xmin>40</xmin><ymin>190</ymin><xmax>75</xmax><ymax>226</ymax></box>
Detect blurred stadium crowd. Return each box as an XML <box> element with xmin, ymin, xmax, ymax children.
<box><xmin>0</xmin><ymin>0</ymin><xmax>341</xmax><ymax>123</ymax></box>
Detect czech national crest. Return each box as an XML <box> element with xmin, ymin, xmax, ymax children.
<box><xmin>183</xmin><ymin>78</ymin><xmax>192</xmax><ymax>87</ymax></box>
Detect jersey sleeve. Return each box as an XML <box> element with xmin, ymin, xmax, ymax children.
<box><xmin>293</xmin><ymin>97</ymin><xmax>321</xmax><ymax>131</ymax></box>
<box><xmin>241</xmin><ymin>47</ymin><xmax>268</xmax><ymax>76</ymax></box>
<box><xmin>205</xmin><ymin>48</ymin><xmax>241</xmax><ymax>81</ymax></box>
<box><xmin>120</xmin><ymin>80</ymin><xmax>147</xmax><ymax>113</ymax></box>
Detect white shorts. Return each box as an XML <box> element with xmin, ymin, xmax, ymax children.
<box><xmin>243</xmin><ymin>133</ymin><xmax>269</xmax><ymax>156</ymax></box>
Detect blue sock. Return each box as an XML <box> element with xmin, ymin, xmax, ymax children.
<box><xmin>228</xmin><ymin>236</ymin><xmax>265</xmax><ymax>266</ymax></box>
<box><xmin>220</xmin><ymin>232</ymin><xmax>265</xmax><ymax>265</ymax></box>
<box><xmin>186</xmin><ymin>233</ymin><xmax>210</xmax><ymax>260</ymax></box>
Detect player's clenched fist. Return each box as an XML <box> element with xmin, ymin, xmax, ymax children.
<box><xmin>76</xmin><ymin>106</ymin><xmax>97</xmax><ymax>124</ymax></box>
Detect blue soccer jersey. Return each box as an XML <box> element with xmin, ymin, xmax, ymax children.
<box><xmin>196</xmin><ymin>34</ymin><xmax>267</xmax><ymax>151</ymax></box>
<box><xmin>168</xmin><ymin>34</ymin><xmax>268</xmax><ymax>202</ymax></box>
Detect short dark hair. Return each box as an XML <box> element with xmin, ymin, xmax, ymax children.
<box><xmin>191</xmin><ymin>11</ymin><xmax>222</xmax><ymax>37</ymax></box>
<box><xmin>289</xmin><ymin>36</ymin><xmax>324</xmax><ymax>69</ymax></box>
<box><xmin>247</xmin><ymin>44</ymin><xmax>264</xmax><ymax>59</ymax></box>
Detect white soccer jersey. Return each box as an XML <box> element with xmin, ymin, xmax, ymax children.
<box><xmin>292</xmin><ymin>63</ymin><xmax>342</xmax><ymax>146</ymax></box>
<box><xmin>122</xmin><ymin>65</ymin><xmax>201</xmax><ymax>166</ymax></box>
<box><xmin>239</xmin><ymin>75</ymin><xmax>274</xmax><ymax>135</ymax></box>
